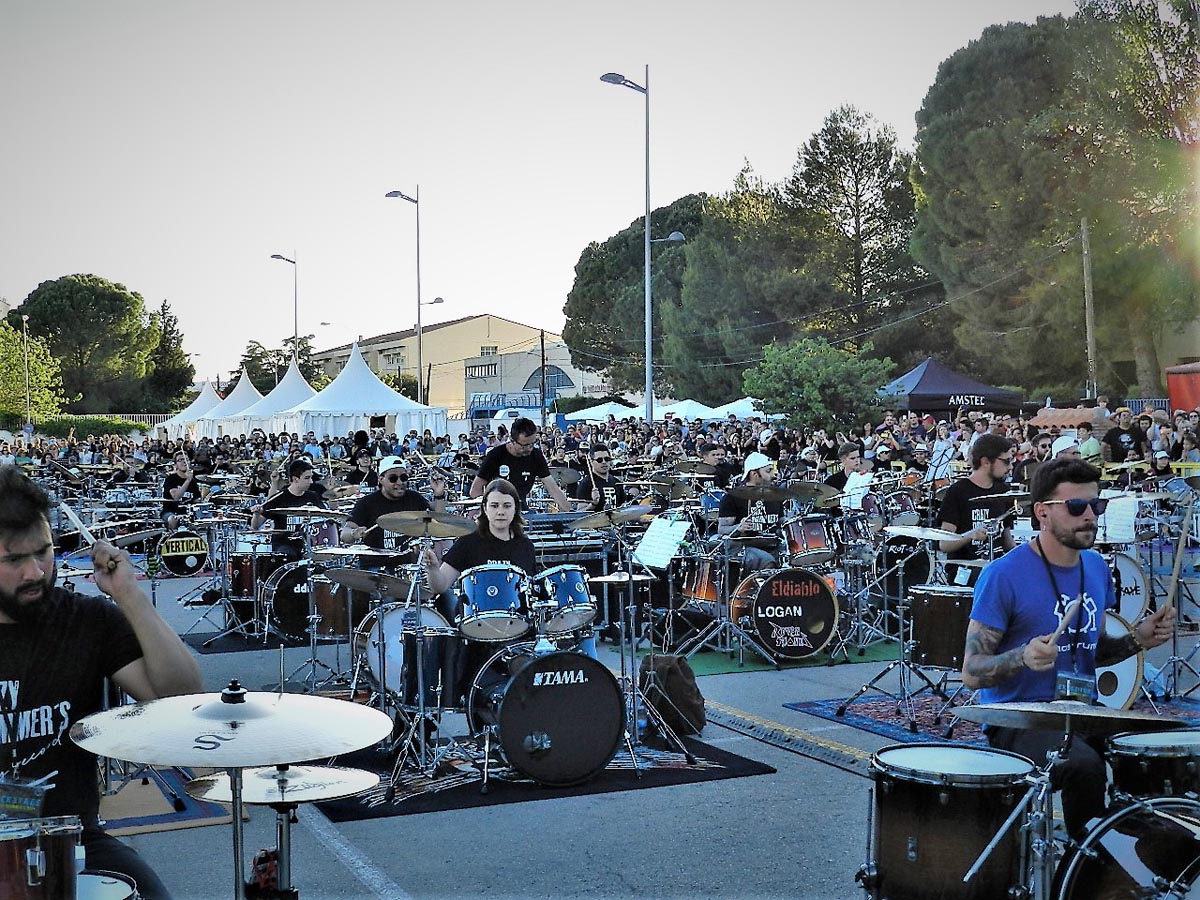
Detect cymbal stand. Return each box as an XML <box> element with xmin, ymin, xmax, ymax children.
<box><xmin>836</xmin><ymin>538</ymin><xmax>944</xmax><ymax>731</ymax></box>
<box><xmin>825</xmin><ymin>554</ymin><xmax>891</xmax><ymax>662</ymax></box>
<box><xmin>608</xmin><ymin>523</ymin><xmax>695</xmax><ymax>764</ymax></box>
<box><xmin>675</xmin><ymin>536</ymin><xmax>776</xmax><ymax>667</ymax></box>
<box><xmin>390</xmin><ymin>533</ymin><xmax>438</xmax><ymax>770</ymax></box>
<box><xmin>1155</xmin><ymin>496</ymin><xmax>1198</xmax><ymax>699</ymax></box>
<box><xmin>285</xmin><ymin>522</ymin><xmax>337</xmax><ymax>692</ymax></box>
<box><xmin>196</xmin><ymin>522</ymin><xmax>262</xmax><ymax>646</ymax></box>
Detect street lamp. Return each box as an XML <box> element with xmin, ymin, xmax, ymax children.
<box><xmin>416</xmin><ymin>296</ymin><xmax>444</xmax><ymax>405</ymax></box>
<box><xmin>270</xmin><ymin>253</ymin><xmax>298</xmax><ymax>343</ymax></box>
<box><xmin>600</xmin><ymin>66</ymin><xmax>656</xmax><ymax>423</ymax></box>
<box><xmin>20</xmin><ymin>314</ymin><xmax>31</xmax><ymax>427</ymax></box>
<box><xmin>384</xmin><ymin>187</ymin><xmax>427</xmax><ymax>403</ymax></box>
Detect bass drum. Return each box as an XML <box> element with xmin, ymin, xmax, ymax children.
<box><xmin>1108</xmin><ymin>552</ymin><xmax>1150</xmax><ymax>623</ymax></box>
<box><xmin>1055</xmin><ymin>797</ymin><xmax>1200</xmax><ymax>898</ymax></box>
<box><xmin>1096</xmin><ymin>612</ymin><xmax>1142</xmax><ymax>711</ymax></box>
<box><xmin>732</xmin><ymin>568</ymin><xmax>838</xmax><ymax>660</ymax></box>
<box><xmin>157</xmin><ymin>529</ymin><xmax>209</xmax><ymax>576</ymax></box>
<box><xmin>467</xmin><ymin>647</ymin><xmax>625</xmax><ymax>786</ymax></box>
<box><xmin>260</xmin><ymin>562</ymin><xmax>356</xmax><ymax>641</ymax></box>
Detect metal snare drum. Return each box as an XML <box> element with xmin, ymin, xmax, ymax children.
<box><xmin>534</xmin><ymin>565</ymin><xmax>596</xmax><ymax>636</ymax></box>
<box><xmin>457</xmin><ymin>564</ymin><xmax>531</xmax><ymax>642</ymax></box>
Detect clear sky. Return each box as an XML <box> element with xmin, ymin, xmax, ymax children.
<box><xmin>0</xmin><ymin>0</ymin><xmax>1077</xmax><ymax>383</ymax></box>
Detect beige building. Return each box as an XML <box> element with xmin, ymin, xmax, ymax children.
<box><xmin>463</xmin><ymin>337</ymin><xmax>608</xmax><ymax>416</ymax></box>
<box><xmin>312</xmin><ymin>315</ymin><xmax>564</xmax><ymax>418</ymax></box>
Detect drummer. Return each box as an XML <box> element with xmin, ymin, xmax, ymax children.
<box><xmin>961</xmin><ymin>458</ymin><xmax>1175</xmax><ymax>838</ymax></box>
<box><xmin>343</xmin><ymin>449</ymin><xmax>378</xmax><ymax>491</ymax></box>
<box><xmin>340</xmin><ymin>455</ymin><xmax>447</xmax><ymax>549</ymax></box>
<box><xmin>0</xmin><ymin>464</ymin><xmax>202</xmax><ymax>900</ymax></box>
<box><xmin>161</xmin><ymin>450</ymin><xmax>200</xmax><ymax>531</ymax></box>
<box><xmin>250</xmin><ymin>458</ymin><xmax>327</xmax><ymax>561</ymax></box>
<box><xmin>107</xmin><ymin>453</ymin><xmax>151</xmax><ymax>487</ymax></box>
<box><xmin>717</xmin><ymin>452</ymin><xmax>782</xmax><ymax>571</ymax></box>
<box><xmin>572</xmin><ymin>444</ymin><xmax>629</xmax><ymax>512</ymax></box>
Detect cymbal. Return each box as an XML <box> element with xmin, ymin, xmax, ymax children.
<box><xmin>283</xmin><ymin>505</ymin><xmax>346</xmax><ymax>519</ymax></box>
<box><xmin>70</xmin><ymin>683</ymin><xmax>394</xmax><ymax>768</ymax></box>
<box><xmin>727</xmin><ymin>484</ymin><xmax>798</xmax><ymax>503</ymax></box>
<box><xmin>645</xmin><ymin>476</ymin><xmax>696</xmax><ymax>500</ymax></box>
<box><xmin>571</xmin><ymin>505</ymin><xmax>655</xmax><ymax>530</ymax></box>
<box><xmin>674</xmin><ymin>460</ymin><xmax>718</xmax><ymax>476</ymax></box>
<box><xmin>186</xmin><ymin>764</ymin><xmax>379</xmax><ymax>806</ymax></box>
<box><xmin>110</xmin><ymin>529</ymin><xmax>164</xmax><ymax>548</ymax></box>
<box><xmin>212</xmin><ymin>493</ymin><xmax>258</xmax><ymax>502</ymax></box>
<box><xmin>787</xmin><ymin>481</ymin><xmax>839</xmax><ymax>504</ymax></box>
<box><xmin>192</xmin><ymin>516</ymin><xmax>248</xmax><ymax>527</ymax></box>
<box><xmin>884</xmin><ymin>525</ymin><xmax>962</xmax><ymax>542</ymax></box>
<box><xmin>311</xmin><ymin>545</ymin><xmax>403</xmax><ymax>560</ymax></box>
<box><xmin>58</xmin><ymin>566</ymin><xmax>95</xmax><ymax>579</ymax></box>
<box><xmin>47</xmin><ymin>459</ymin><xmax>83</xmax><ymax>484</ymax></box>
<box><xmin>1185</xmin><ymin>476</ymin><xmax>1200</xmax><ymax>491</ymax></box>
<box><xmin>549</xmin><ymin>466</ymin><xmax>582</xmax><ymax>486</ymax></box>
<box><xmin>590</xmin><ymin>571</ymin><xmax>657</xmax><ymax>584</ymax></box>
<box><xmin>970</xmin><ymin>491</ymin><xmax>1029</xmax><ymax>506</ymax></box>
<box><xmin>952</xmin><ymin>700</ymin><xmax>1184</xmax><ymax>737</ymax></box>
<box><xmin>444</xmin><ymin>497</ymin><xmax>482</xmax><ymax>507</ymax></box>
<box><xmin>324</xmin><ymin>567</ymin><xmax>414</xmax><ymax>597</ymax></box>
<box><xmin>1135</xmin><ymin>492</ymin><xmax>1174</xmax><ymax>501</ymax></box>
<box><xmin>376</xmin><ymin>510</ymin><xmax>475</xmax><ymax>538</ymax></box>
<box><xmin>326</xmin><ymin>484</ymin><xmax>361</xmax><ymax>500</ymax></box>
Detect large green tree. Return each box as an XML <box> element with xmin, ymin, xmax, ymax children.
<box><xmin>230</xmin><ymin>334</ymin><xmax>327</xmax><ymax>394</ymax></box>
<box><xmin>0</xmin><ymin>321</ymin><xmax>66</xmax><ymax>421</ymax></box>
<box><xmin>562</xmin><ymin>194</ymin><xmax>706</xmax><ymax>393</ymax></box>
<box><xmin>743</xmin><ymin>337</ymin><xmax>894</xmax><ymax>430</ymax></box>
<box><xmin>14</xmin><ymin>274</ymin><xmax>161</xmax><ymax>412</ymax></box>
<box><xmin>140</xmin><ymin>300</ymin><xmax>196</xmax><ymax>413</ymax></box>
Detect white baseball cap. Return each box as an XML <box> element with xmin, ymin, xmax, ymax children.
<box><xmin>1051</xmin><ymin>435</ymin><xmax>1081</xmax><ymax>458</ymax></box>
<box><xmin>743</xmin><ymin>451</ymin><xmax>772</xmax><ymax>475</ymax></box>
<box><xmin>378</xmin><ymin>455</ymin><xmax>407</xmax><ymax>475</ymax></box>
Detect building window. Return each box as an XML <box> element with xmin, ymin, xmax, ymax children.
<box><xmin>523</xmin><ymin>365</ymin><xmax>574</xmax><ymax>392</ymax></box>
<box><xmin>480</xmin><ymin>346</ymin><xmax>498</xmax><ymax>357</ymax></box>
<box><xmin>383</xmin><ymin>352</ymin><xmax>406</xmax><ymax>368</ymax></box>
<box><xmin>466</xmin><ymin>363</ymin><xmax>498</xmax><ymax>379</ymax></box>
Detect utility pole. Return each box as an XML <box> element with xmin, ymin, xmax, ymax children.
<box><xmin>1081</xmin><ymin>217</ymin><xmax>1098</xmax><ymax>400</ymax></box>
<box><xmin>539</xmin><ymin>330</ymin><xmax>547</xmax><ymax>429</ymax></box>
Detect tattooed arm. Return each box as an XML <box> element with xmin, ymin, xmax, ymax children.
<box><xmin>961</xmin><ymin>619</ymin><xmax>1058</xmax><ymax>690</ymax></box>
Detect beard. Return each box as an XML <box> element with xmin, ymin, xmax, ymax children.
<box><xmin>0</xmin><ymin>565</ymin><xmax>55</xmax><ymax>624</ymax></box>
<box><xmin>1046</xmin><ymin>516</ymin><xmax>1097</xmax><ymax>552</ymax></box>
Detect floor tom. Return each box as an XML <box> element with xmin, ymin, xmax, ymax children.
<box><xmin>908</xmin><ymin>584</ymin><xmax>973</xmax><ymax>669</ymax></box>
<box><xmin>353</xmin><ymin>604</ymin><xmax>462</xmax><ymax>710</ymax></box>
<box><xmin>1108</xmin><ymin>729</ymin><xmax>1200</xmax><ymax>800</ymax></box>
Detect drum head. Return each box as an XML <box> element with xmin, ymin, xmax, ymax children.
<box><xmin>1096</xmin><ymin>612</ymin><xmax>1142</xmax><ymax>710</ymax></box>
<box><xmin>749</xmin><ymin>568</ymin><xmax>838</xmax><ymax>660</ymax></box>
<box><xmin>494</xmin><ymin>651</ymin><xmax>625</xmax><ymax>786</ymax></box>
<box><xmin>873</xmin><ymin>744</ymin><xmax>1033</xmax><ymax>784</ymax></box>
<box><xmin>1110</xmin><ymin>729</ymin><xmax>1200</xmax><ymax>755</ymax></box>
<box><xmin>158</xmin><ymin>529</ymin><xmax>208</xmax><ymax>576</ymax></box>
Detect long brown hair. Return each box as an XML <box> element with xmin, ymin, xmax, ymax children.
<box><xmin>475</xmin><ymin>478</ymin><xmax>525</xmax><ymax>539</ymax></box>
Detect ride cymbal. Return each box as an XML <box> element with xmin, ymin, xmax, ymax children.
<box><xmin>376</xmin><ymin>510</ymin><xmax>475</xmax><ymax>538</ymax></box>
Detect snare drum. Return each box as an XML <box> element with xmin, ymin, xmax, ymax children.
<box><xmin>730</xmin><ymin>567</ymin><xmax>838</xmax><ymax>660</ymax></box>
<box><xmin>1108</xmin><ymin>551</ymin><xmax>1150</xmax><ymax>622</ymax></box>
<box><xmin>783</xmin><ymin>514</ymin><xmax>836</xmax><ymax>566</ymax></box>
<box><xmin>457</xmin><ymin>564</ymin><xmax>531</xmax><ymax>641</ymax></box>
<box><xmin>157</xmin><ymin>529</ymin><xmax>209</xmax><ymax>576</ymax></box>
<box><xmin>534</xmin><ymin>565</ymin><xmax>597</xmax><ymax>636</ymax></box>
<box><xmin>260</xmin><ymin>562</ymin><xmax>355</xmax><ymax>640</ymax></box>
<box><xmin>908</xmin><ymin>584</ymin><xmax>973</xmax><ymax>668</ymax></box>
<box><xmin>863</xmin><ymin>744</ymin><xmax>1033</xmax><ymax>900</ymax></box>
<box><xmin>1054</xmin><ymin>797</ymin><xmax>1200</xmax><ymax>898</ymax></box>
<box><xmin>353</xmin><ymin>604</ymin><xmax>463</xmax><ymax>709</ymax></box>
<box><xmin>0</xmin><ymin>816</ymin><xmax>84</xmax><ymax>900</ymax></box>
<box><xmin>78</xmin><ymin>871</ymin><xmax>139</xmax><ymax>899</ymax></box>
<box><xmin>1108</xmin><ymin>729</ymin><xmax>1200</xmax><ymax>800</ymax></box>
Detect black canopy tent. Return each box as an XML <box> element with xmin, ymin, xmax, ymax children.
<box><xmin>878</xmin><ymin>357</ymin><xmax>1022</xmax><ymax>414</ymax></box>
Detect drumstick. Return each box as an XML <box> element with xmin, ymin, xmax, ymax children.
<box><xmin>1049</xmin><ymin>599</ymin><xmax>1082</xmax><ymax>644</ymax></box>
<box><xmin>59</xmin><ymin>501</ymin><xmax>119</xmax><ymax>572</ymax></box>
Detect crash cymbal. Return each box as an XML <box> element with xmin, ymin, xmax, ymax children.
<box><xmin>324</xmin><ymin>567</ymin><xmax>415</xmax><ymax>597</ymax></box>
<box><xmin>549</xmin><ymin>466</ymin><xmax>582</xmax><ymax>486</ymax></box>
<box><xmin>376</xmin><ymin>510</ymin><xmax>475</xmax><ymax>538</ymax></box>
<box><xmin>952</xmin><ymin>700</ymin><xmax>1184</xmax><ymax>737</ymax></box>
<box><xmin>641</xmin><ymin>476</ymin><xmax>696</xmax><ymax>500</ymax></box>
<box><xmin>57</xmin><ymin>567</ymin><xmax>95</xmax><ymax>579</ymax></box>
<box><xmin>883</xmin><ymin>525</ymin><xmax>962</xmax><ymax>542</ymax></box>
<box><xmin>589</xmin><ymin>571</ymin><xmax>657</xmax><ymax>584</ymax></box>
<box><xmin>70</xmin><ymin>682</ymin><xmax>394</xmax><ymax>768</ymax></box>
<box><xmin>311</xmin><ymin>545</ymin><xmax>404</xmax><ymax>560</ymax></box>
<box><xmin>283</xmin><ymin>505</ymin><xmax>346</xmax><ymax>519</ymax></box>
<box><xmin>970</xmin><ymin>491</ymin><xmax>1030</xmax><ymax>505</ymax></box>
<box><xmin>787</xmin><ymin>481</ymin><xmax>839</xmax><ymax>504</ymax></box>
<box><xmin>110</xmin><ymin>529</ymin><xmax>164</xmax><ymax>548</ymax></box>
<box><xmin>47</xmin><ymin>459</ymin><xmax>83</xmax><ymax>484</ymax></box>
<box><xmin>570</xmin><ymin>505</ymin><xmax>655</xmax><ymax>530</ymax></box>
<box><xmin>674</xmin><ymin>460</ymin><xmax>718</xmax><ymax>476</ymax></box>
<box><xmin>727</xmin><ymin>484</ymin><xmax>798</xmax><ymax>504</ymax></box>
<box><xmin>212</xmin><ymin>493</ymin><xmax>258</xmax><ymax>502</ymax></box>
<box><xmin>186</xmin><ymin>764</ymin><xmax>379</xmax><ymax>806</ymax></box>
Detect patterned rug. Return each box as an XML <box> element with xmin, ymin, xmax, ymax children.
<box><xmin>100</xmin><ymin>766</ymin><xmax>232</xmax><ymax>836</ymax></box>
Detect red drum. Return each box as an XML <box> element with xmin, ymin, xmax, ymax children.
<box><xmin>883</xmin><ymin>491</ymin><xmax>919</xmax><ymax>526</ymax></box>
<box><xmin>908</xmin><ymin>584</ymin><xmax>973</xmax><ymax>669</ymax></box>
<box><xmin>228</xmin><ymin>551</ymin><xmax>288</xmax><ymax>599</ymax></box>
<box><xmin>900</xmin><ymin>470</ymin><xmax>924</xmax><ymax>489</ymax></box>
<box><xmin>0</xmin><ymin>816</ymin><xmax>83</xmax><ymax>900</ymax></box>
<box><xmin>783</xmin><ymin>514</ymin><xmax>836</xmax><ymax>566</ymax></box>
<box><xmin>304</xmin><ymin>519</ymin><xmax>340</xmax><ymax>550</ymax></box>
<box><xmin>861</xmin><ymin>493</ymin><xmax>886</xmax><ymax>533</ymax></box>
<box><xmin>682</xmin><ymin>558</ymin><xmax>723</xmax><ymax>604</ymax></box>
<box><xmin>731</xmin><ymin>568</ymin><xmax>838</xmax><ymax>660</ymax></box>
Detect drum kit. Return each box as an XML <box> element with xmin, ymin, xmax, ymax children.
<box><xmin>860</xmin><ymin>700</ymin><xmax>1200</xmax><ymax>900</ymax></box>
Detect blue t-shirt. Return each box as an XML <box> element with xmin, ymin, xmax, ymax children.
<box><xmin>970</xmin><ymin>542</ymin><xmax>1117</xmax><ymax>705</ymax></box>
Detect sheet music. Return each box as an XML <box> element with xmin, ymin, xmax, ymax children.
<box><xmin>632</xmin><ymin>517</ymin><xmax>692</xmax><ymax>570</ymax></box>
<box><xmin>844</xmin><ymin>471</ymin><xmax>873</xmax><ymax>510</ymax></box>
<box><xmin>1098</xmin><ymin>496</ymin><xmax>1139</xmax><ymax>544</ymax></box>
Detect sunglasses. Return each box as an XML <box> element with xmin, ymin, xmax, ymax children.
<box><xmin>593</xmin><ymin>456</ymin><xmax>611</xmax><ymax>462</ymax></box>
<box><xmin>1041</xmin><ymin>498</ymin><xmax>1109</xmax><ymax>516</ymax></box>
<box><xmin>384</xmin><ymin>473</ymin><xmax>409</xmax><ymax>483</ymax></box>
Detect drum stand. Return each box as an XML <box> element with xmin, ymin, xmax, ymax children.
<box><xmin>1152</xmin><ymin>496</ymin><xmax>1198</xmax><ymax>700</ymax></box>
<box><xmin>675</xmin><ymin>539</ymin><xmax>777</xmax><ymax>667</ymax></box>
<box><xmin>284</xmin><ymin>525</ymin><xmax>338</xmax><ymax>692</ymax></box>
<box><xmin>825</xmin><ymin>555</ymin><xmax>892</xmax><ymax>662</ymax></box>
<box><xmin>196</xmin><ymin>522</ymin><xmax>265</xmax><ymax>647</ymax></box>
<box><xmin>836</xmin><ymin>539</ymin><xmax>944</xmax><ymax>731</ymax></box>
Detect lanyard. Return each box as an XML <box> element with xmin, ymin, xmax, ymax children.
<box><xmin>1035</xmin><ymin>537</ymin><xmax>1086</xmax><ymax>671</ymax></box>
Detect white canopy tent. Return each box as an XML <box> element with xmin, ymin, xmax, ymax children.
<box><xmin>192</xmin><ymin>369</ymin><xmax>264</xmax><ymax>440</ymax></box>
<box><xmin>273</xmin><ymin>343</ymin><xmax>447</xmax><ymax>438</ymax></box>
<box><xmin>658</xmin><ymin>399</ymin><xmax>717</xmax><ymax>422</ymax></box>
<box><xmin>563</xmin><ymin>401</ymin><xmax>640</xmax><ymax>423</ymax></box>
<box><xmin>707</xmin><ymin>397</ymin><xmax>766</xmax><ymax>421</ymax></box>
<box><xmin>225</xmin><ymin>358</ymin><xmax>316</xmax><ymax>435</ymax></box>
<box><xmin>159</xmin><ymin>381</ymin><xmax>223</xmax><ymax>439</ymax></box>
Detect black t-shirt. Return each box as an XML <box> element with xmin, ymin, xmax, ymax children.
<box><xmin>1102</xmin><ymin>425</ymin><xmax>1148</xmax><ymax>461</ymax></box>
<box><xmin>476</xmin><ymin>444</ymin><xmax>550</xmax><ymax>504</ymax></box>
<box><xmin>162</xmin><ymin>471</ymin><xmax>199</xmax><ymax>515</ymax></box>
<box><xmin>345</xmin><ymin>469</ymin><xmax>378</xmax><ymax>489</ymax></box>
<box><xmin>937</xmin><ymin>477</ymin><xmax>1011</xmax><ymax>560</ymax></box>
<box><xmin>347</xmin><ymin>490</ymin><xmax>432</xmax><ymax>549</ymax></box>
<box><xmin>0</xmin><ymin>589</ymin><xmax>142</xmax><ymax>822</ymax></box>
<box><xmin>107</xmin><ymin>470</ymin><xmax>150</xmax><ymax>486</ymax></box>
<box><xmin>262</xmin><ymin>488</ymin><xmax>326</xmax><ymax>555</ymax></box>
<box><xmin>572</xmin><ymin>473</ymin><xmax>628</xmax><ymax>511</ymax></box>
<box><xmin>442</xmin><ymin>530</ymin><xmax>538</xmax><ymax>577</ymax></box>
<box><xmin>824</xmin><ymin>470</ymin><xmax>850</xmax><ymax>492</ymax></box>
<box><xmin>717</xmin><ymin>493</ymin><xmax>783</xmax><ymax>529</ymax></box>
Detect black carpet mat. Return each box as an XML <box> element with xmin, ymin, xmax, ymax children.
<box><xmin>316</xmin><ymin>734</ymin><xmax>774</xmax><ymax>821</ymax></box>
<box><xmin>182</xmin><ymin>630</ymin><xmax>346</xmax><ymax>654</ymax></box>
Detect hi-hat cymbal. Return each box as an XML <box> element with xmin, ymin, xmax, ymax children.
<box><xmin>186</xmin><ymin>765</ymin><xmax>379</xmax><ymax>806</ymax></box>
<box><xmin>571</xmin><ymin>505</ymin><xmax>655</xmax><ymax>530</ymax></box>
<box><xmin>283</xmin><ymin>505</ymin><xmax>346</xmax><ymax>519</ymax></box>
<box><xmin>883</xmin><ymin>524</ymin><xmax>962</xmax><ymax>542</ymax></box>
<box><xmin>324</xmin><ymin>567</ymin><xmax>414</xmax><ymax>597</ymax></box>
<box><xmin>952</xmin><ymin>700</ymin><xmax>1184</xmax><ymax>737</ymax></box>
<box><xmin>376</xmin><ymin>510</ymin><xmax>475</xmax><ymax>538</ymax></box>
<box><xmin>590</xmin><ymin>571</ymin><xmax>657</xmax><ymax>584</ymax></box>
<box><xmin>549</xmin><ymin>466</ymin><xmax>582</xmax><ymax>486</ymax></box>
<box><xmin>311</xmin><ymin>545</ymin><xmax>403</xmax><ymax>561</ymax></box>
<box><xmin>970</xmin><ymin>491</ymin><xmax>1030</xmax><ymax>506</ymax></box>
<box><xmin>70</xmin><ymin>683</ymin><xmax>393</xmax><ymax>768</ymax></box>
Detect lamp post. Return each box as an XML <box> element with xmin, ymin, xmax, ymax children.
<box><xmin>269</xmin><ymin>253</ymin><xmax>298</xmax><ymax>343</ymax></box>
<box><xmin>601</xmin><ymin>66</ymin><xmax>656</xmax><ymax>423</ymax></box>
<box><xmin>416</xmin><ymin>296</ymin><xmax>445</xmax><ymax>405</ymax></box>
<box><xmin>384</xmin><ymin>187</ymin><xmax>427</xmax><ymax>403</ymax></box>
<box><xmin>20</xmin><ymin>314</ymin><xmax>31</xmax><ymax>427</ymax></box>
